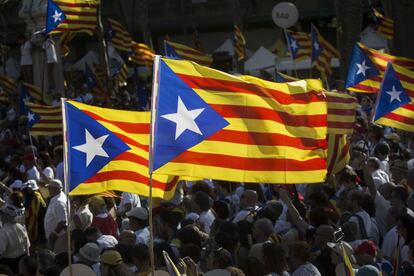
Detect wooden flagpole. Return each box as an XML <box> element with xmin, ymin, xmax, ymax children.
<box><xmin>60</xmin><ymin>97</ymin><xmax>73</xmax><ymax>276</ymax></box>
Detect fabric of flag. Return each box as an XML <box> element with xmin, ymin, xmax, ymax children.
<box><xmin>346</xmin><ymin>43</ymin><xmax>414</xmax><ymax>93</ymax></box>
<box><xmin>45</xmin><ymin>0</ymin><xmax>66</xmax><ymax>34</ymax></box>
<box><xmin>21</xmin><ymin>82</ymin><xmax>44</xmax><ymax>103</ymax></box>
<box><xmin>275</xmin><ymin>72</ymin><xmax>299</xmax><ymax>83</ymax></box>
<box><xmin>311</xmin><ymin>25</ymin><xmax>339</xmax><ymax>77</ymax></box>
<box><xmin>285</xmin><ymin>30</ymin><xmax>312</xmax><ymax>61</ymax></box>
<box><xmin>325</xmin><ymin>91</ymin><xmax>357</xmax><ymax>135</ymax></box>
<box><xmin>115</xmin><ymin>63</ymin><xmax>129</xmax><ymax>86</ymax></box>
<box><xmin>341</xmin><ymin>242</ymin><xmax>356</xmax><ymax>276</ymax></box>
<box><xmin>0</xmin><ymin>75</ymin><xmax>17</xmax><ymax>94</ymax></box>
<box><xmin>63</xmin><ymin>100</ymin><xmax>179</xmax><ymax>198</ymax></box>
<box><xmin>164</xmin><ymin>40</ymin><xmax>212</xmax><ymax>67</ymax></box>
<box><xmin>373</xmin><ymin>8</ymin><xmax>394</xmax><ymax>40</ymax></box>
<box><xmin>107</xmin><ymin>18</ymin><xmax>132</xmax><ymax>52</ymax></box>
<box><xmin>26</xmin><ymin>103</ymin><xmax>62</xmax><ymax>136</ymax></box>
<box><xmin>129</xmin><ymin>42</ymin><xmax>155</xmax><ymax>67</ymax></box>
<box><xmin>151</xmin><ymin>57</ymin><xmax>328</xmax><ymax>184</ymax></box>
<box><xmin>59</xmin><ymin>32</ymin><xmax>76</xmax><ymax>57</ymax></box>
<box><xmin>234</xmin><ymin>25</ymin><xmax>246</xmax><ymax>61</ymax></box>
<box><xmin>327</xmin><ymin>134</ymin><xmax>350</xmax><ymax>175</ymax></box>
<box><xmin>85</xmin><ymin>64</ymin><xmax>105</xmax><ymax>96</ymax></box>
<box><xmin>373</xmin><ymin>63</ymin><xmax>414</xmax><ymax>133</ymax></box>
<box><xmin>93</xmin><ymin>64</ymin><xmax>106</xmax><ymax>85</ymax></box>
<box><xmin>48</xmin><ymin>0</ymin><xmax>98</xmax><ymax>35</ymax></box>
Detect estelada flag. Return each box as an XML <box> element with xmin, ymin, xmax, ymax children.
<box><xmin>63</xmin><ymin>100</ymin><xmax>178</xmax><ymax>198</ymax></box>
<box><xmin>150</xmin><ymin>57</ymin><xmax>328</xmax><ymax>184</ymax></box>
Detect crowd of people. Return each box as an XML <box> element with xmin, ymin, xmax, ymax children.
<box><xmin>1</xmin><ymin>36</ymin><xmax>414</xmax><ymax>276</ymax></box>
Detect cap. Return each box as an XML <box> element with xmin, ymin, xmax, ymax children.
<box><xmin>10</xmin><ymin>179</ymin><xmax>24</xmax><ymax>190</ymax></box>
<box><xmin>327</xmin><ymin>241</ymin><xmax>356</xmax><ymax>263</ymax></box>
<box><xmin>101</xmin><ymin>250</ymin><xmax>122</xmax><ymax>266</ymax></box>
<box><xmin>355</xmin><ymin>240</ymin><xmax>377</xmax><ymax>257</ymax></box>
<box><xmin>79</xmin><ymin>243</ymin><xmax>101</xmax><ymax>263</ymax></box>
<box><xmin>88</xmin><ymin>196</ymin><xmax>106</xmax><ymax>209</ymax></box>
<box><xmin>384</xmin><ymin>133</ymin><xmax>400</xmax><ymax>143</ymax></box>
<box><xmin>23</xmin><ymin>179</ymin><xmax>39</xmax><ymax>191</ymax></box>
<box><xmin>126</xmin><ymin>207</ymin><xmax>148</xmax><ymax>220</ymax></box>
<box><xmin>46</xmin><ymin>179</ymin><xmax>63</xmax><ymax>189</ymax></box>
<box><xmin>356</xmin><ymin>265</ymin><xmax>381</xmax><ymax>276</ymax></box>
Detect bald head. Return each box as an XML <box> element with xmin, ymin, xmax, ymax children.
<box><xmin>315</xmin><ymin>224</ymin><xmax>335</xmax><ymax>248</ymax></box>
<box><xmin>240</xmin><ymin>189</ymin><xmax>258</xmax><ymax>209</ymax></box>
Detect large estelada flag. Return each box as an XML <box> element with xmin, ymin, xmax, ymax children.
<box><xmin>63</xmin><ymin>100</ymin><xmax>179</xmax><ymax>198</ymax></box>
<box><xmin>150</xmin><ymin>57</ymin><xmax>328</xmax><ymax>184</ymax></box>
<box><xmin>26</xmin><ymin>103</ymin><xmax>62</xmax><ymax>136</ymax></box>
<box><xmin>164</xmin><ymin>40</ymin><xmax>212</xmax><ymax>67</ymax></box>
<box><xmin>45</xmin><ymin>0</ymin><xmax>98</xmax><ymax>35</ymax></box>
<box><xmin>346</xmin><ymin>43</ymin><xmax>414</xmax><ymax>93</ymax></box>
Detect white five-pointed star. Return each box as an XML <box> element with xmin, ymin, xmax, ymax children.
<box><xmin>52</xmin><ymin>10</ymin><xmax>63</xmax><ymax>23</ymax></box>
<box><xmin>161</xmin><ymin>96</ymin><xmax>205</xmax><ymax>140</ymax></box>
<box><xmin>72</xmin><ymin>129</ymin><xmax>109</xmax><ymax>167</ymax></box>
<box><xmin>356</xmin><ymin>60</ymin><xmax>370</xmax><ymax>76</ymax></box>
<box><xmin>27</xmin><ymin>112</ymin><xmax>35</xmax><ymax>122</ymax></box>
<box><xmin>313</xmin><ymin>41</ymin><xmax>319</xmax><ymax>51</ymax></box>
<box><xmin>290</xmin><ymin>39</ymin><xmax>298</xmax><ymax>51</ymax></box>
<box><xmin>386</xmin><ymin>86</ymin><xmax>403</xmax><ymax>103</ymax></box>
<box><xmin>23</xmin><ymin>95</ymin><xmax>31</xmax><ymax>103</ymax></box>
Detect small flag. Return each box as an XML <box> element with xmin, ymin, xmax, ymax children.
<box><xmin>107</xmin><ymin>18</ymin><xmax>132</xmax><ymax>52</ymax></box>
<box><xmin>47</xmin><ymin>0</ymin><xmax>99</xmax><ymax>35</ymax></box>
<box><xmin>346</xmin><ymin>43</ymin><xmax>414</xmax><ymax>93</ymax></box>
<box><xmin>234</xmin><ymin>25</ymin><xmax>246</xmax><ymax>61</ymax></box>
<box><xmin>164</xmin><ymin>40</ymin><xmax>212</xmax><ymax>66</ymax></box>
<box><xmin>311</xmin><ymin>25</ymin><xmax>339</xmax><ymax>77</ymax></box>
<box><xmin>285</xmin><ymin>30</ymin><xmax>312</xmax><ymax>61</ymax></box>
<box><xmin>341</xmin><ymin>242</ymin><xmax>356</xmax><ymax>276</ymax></box>
<box><xmin>129</xmin><ymin>42</ymin><xmax>155</xmax><ymax>67</ymax></box>
<box><xmin>63</xmin><ymin>100</ymin><xmax>178</xmax><ymax>198</ymax></box>
<box><xmin>0</xmin><ymin>75</ymin><xmax>17</xmax><ymax>94</ymax></box>
<box><xmin>150</xmin><ymin>57</ymin><xmax>328</xmax><ymax>184</ymax></box>
<box><xmin>373</xmin><ymin>8</ymin><xmax>394</xmax><ymax>40</ymax></box>
<box><xmin>325</xmin><ymin>91</ymin><xmax>358</xmax><ymax>135</ymax></box>
<box><xmin>26</xmin><ymin>103</ymin><xmax>62</xmax><ymax>136</ymax></box>
<box><xmin>373</xmin><ymin>63</ymin><xmax>414</xmax><ymax>132</ymax></box>
<box><xmin>59</xmin><ymin>32</ymin><xmax>76</xmax><ymax>57</ymax></box>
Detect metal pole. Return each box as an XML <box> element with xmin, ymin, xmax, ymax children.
<box><xmin>97</xmin><ymin>2</ymin><xmax>111</xmax><ymax>95</ymax></box>
<box><xmin>283</xmin><ymin>28</ymin><xmax>299</xmax><ymax>78</ymax></box>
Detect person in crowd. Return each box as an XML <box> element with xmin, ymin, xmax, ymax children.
<box><xmin>233</xmin><ymin>189</ymin><xmax>259</xmax><ymax>223</ymax></box>
<box><xmin>100</xmin><ymin>249</ymin><xmax>133</xmax><ymax>276</ymax></box>
<box><xmin>125</xmin><ymin>207</ymin><xmax>150</xmax><ymax>245</ymax></box>
<box><xmin>18</xmin><ymin>256</ymin><xmax>38</xmax><ymax>276</ymax></box>
<box><xmin>89</xmin><ymin>196</ymin><xmax>119</xmax><ymax>238</ymax></box>
<box><xmin>190</xmin><ymin>191</ymin><xmax>216</xmax><ymax>234</ymax></box>
<box><xmin>71</xmin><ymin>195</ymin><xmax>93</xmax><ymax>231</ymax></box>
<box><xmin>289</xmin><ymin>241</ymin><xmax>321</xmax><ymax>276</ymax></box>
<box><xmin>43</xmin><ymin>179</ymin><xmax>67</xmax><ymax>249</ymax></box>
<box><xmin>21</xmin><ymin>179</ymin><xmax>46</xmax><ymax>242</ymax></box>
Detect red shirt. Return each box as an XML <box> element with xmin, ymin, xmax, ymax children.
<box><xmin>92</xmin><ymin>214</ymin><xmax>119</xmax><ymax>238</ymax></box>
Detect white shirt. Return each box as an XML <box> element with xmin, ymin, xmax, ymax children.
<box><xmin>372</xmin><ymin>169</ymin><xmax>390</xmax><ymax>189</ymax></box>
<box><xmin>0</xmin><ymin>222</ymin><xmax>30</xmax><ymax>258</ymax></box>
<box><xmin>118</xmin><ymin>192</ymin><xmax>141</xmax><ymax>213</ymax></box>
<box><xmin>135</xmin><ymin>227</ymin><xmax>150</xmax><ymax>245</ymax></box>
<box><xmin>72</xmin><ymin>204</ymin><xmax>93</xmax><ymax>230</ymax></box>
<box><xmin>199</xmin><ymin>209</ymin><xmax>215</xmax><ymax>234</ymax></box>
<box><xmin>381</xmin><ymin>226</ymin><xmax>403</xmax><ymax>260</ymax></box>
<box><xmin>97</xmin><ymin>235</ymin><xmax>118</xmax><ymax>251</ymax></box>
<box><xmin>26</xmin><ymin>166</ymin><xmax>40</xmax><ymax>181</ymax></box>
<box><xmin>20</xmin><ymin>41</ymin><xmax>32</xmax><ymax>66</ymax></box>
<box><xmin>44</xmin><ymin>191</ymin><xmax>68</xmax><ymax>239</ymax></box>
<box><xmin>349</xmin><ymin>210</ymin><xmax>372</xmax><ymax>239</ymax></box>
<box><xmin>291</xmin><ymin>263</ymin><xmax>321</xmax><ymax>276</ymax></box>
<box><xmin>43</xmin><ymin>167</ymin><xmax>54</xmax><ymax>180</ymax></box>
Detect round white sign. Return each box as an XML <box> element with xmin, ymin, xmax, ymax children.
<box><xmin>271</xmin><ymin>2</ymin><xmax>299</xmax><ymax>29</ymax></box>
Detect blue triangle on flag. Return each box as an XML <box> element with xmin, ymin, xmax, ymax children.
<box><xmin>345</xmin><ymin>44</ymin><xmax>380</xmax><ymax>88</ymax></box>
<box><xmin>20</xmin><ymin>86</ymin><xmax>33</xmax><ymax>115</ymax></box>
<box><xmin>45</xmin><ymin>0</ymin><xmax>66</xmax><ymax>34</ymax></box>
<box><xmin>311</xmin><ymin>26</ymin><xmax>322</xmax><ymax>62</ymax></box>
<box><xmin>26</xmin><ymin>108</ymin><xmax>40</xmax><ymax>129</ymax></box>
<box><xmin>152</xmin><ymin>59</ymin><xmax>229</xmax><ymax>171</ymax></box>
<box><xmin>286</xmin><ymin>32</ymin><xmax>299</xmax><ymax>59</ymax></box>
<box><xmin>65</xmin><ymin>101</ymin><xmax>130</xmax><ymax>192</ymax></box>
<box><xmin>164</xmin><ymin>42</ymin><xmax>181</xmax><ymax>60</ymax></box>
<box><xmin>373</xmin><ymin>63</ymin><xmax>411</xmax><ymax>121</ymax></box>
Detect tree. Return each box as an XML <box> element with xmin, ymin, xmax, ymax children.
<box><xmin>334</xmin><ymin>0</ymin><xmax>363</xmax><ymax>83</ymax></box>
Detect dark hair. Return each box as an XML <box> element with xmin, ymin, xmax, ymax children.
<box><xmin>309</xmin><ymin>207</ymin><xmax>329</xmax><ymax>227</ymax></box>
<box><xmin>367</xmin><ymin>157</ymin><xmax>381</xmax><ymax>171</ymax></box>
<box><xmin>0</xmin><ymin>264</ymin><xmax>13</xmax><ymax>276</ymax></box>
<box><xmin>243</xmin><ymin>256</ymin><xmax>265</xmax><ymax>276</ymax></box>
<box><xmin>71</xmin><ymin>229</ymin><xmax>87</xmax><ymax>254</ymax></box>
<box><xmin>338</xmin><ymin>165</ymin><xmax>358</xmax><ymax>184</ymax></box>
<box><xmin>193</xmin><ymin>191</ymin><xmax>212</xmax><ymax>212</ymax></box>
<box><xmin>115</xmin><ymin>243</ymin><xmax>135</xmax><ymax>264</ymax></box>
<box><xmin>349</xmin><ymin>190</ymin><xmax>366</xmax><ymax>208</ymax></box>
<box><xmin>178</xmin><ymin>226</ymin><xmax>201</xmax><ymax>247</ymax></box>
<box><xmin>133</xmin><ymin>244</ymin><xmax>149</xmax><ymax>262</ymax></box>
<box><xmin>361</xmin><ymin>193</ymin><xmax>376</xmax><ymax>217</ymax></box>
<box><xmin>375</xmin><ymin>142</ymin><xmax>390</xmax><ymax>157</ymax></box>
<box><xmin>399</xmin><ymin>212</ymin><xmax>414</xmax><ymax>244</ymax></box>
<box><xmin>179</xmin><ymin>243</ymin><xmax>201</xmax><ymax>263</ymax></box>
<box><xmin>262</xmin><ymin>243</ymin><xmax>288</xmax><ymax>275</ymax></box>
<box><xmin>19</xmin><ymin>256</ymin><xmax>38</xmax><ymax>275</ymax></box>
<box><xmin>289</xmin><ymin>241</ymin><xmax>311</xmax><ymax>263</ymax></box>
<box><xmin>393</xmin><ymin>186</ymin><xmax>409</xmax><ymax>204</ymax></box>
<box><xmin>213</xmin><ymin>200</ymin><xmax>230</xmax><ymax>220</ymax></box>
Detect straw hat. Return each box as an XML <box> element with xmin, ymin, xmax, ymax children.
<box><xmin>59</xmin><ymin>264</ymin><xmax>95</xmax><ymax>276</ymax></box>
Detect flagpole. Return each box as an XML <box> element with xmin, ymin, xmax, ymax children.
<box><xmin>283</xmin><ymin>29</ymin><xmax>299</xmax><ymax>78</ymax></box>
<box><xmin>148</xmin><ymin>55</ymin><xmax>162</xmax><ymax>275</ymax></box>
<box><xmin>97</xmin><ymin>1</ymin><xmax>112</xmax><ymax>96</ymax></box>
<box><xmin>60</xmin><ymin>97</ymin><xmax>73</xmax><ymax>276</ymax></box>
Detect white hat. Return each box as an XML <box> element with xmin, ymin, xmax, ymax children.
<box><xmin>79</xmin><ymin>243</ymin><xmax>101</xmax><ymax>263</ymax></box>
<box><xmin>10</xmin><ymin>179</ymin><xmax>24</xmax><ymax>190</ymax></box>
<box><xmin>23</xmin><ymin>179</ymin><xmax>39</xmax><ymax>191</ymax></box>
<box><xmin>46</xmin><ymin>179</ymin><xmax>63</xmax><ymax>189</ymax></box>
<box><xmin>60</xmin><ymin>264</ymin><xmax>96</xmax><ymax>276</ymax></box>
<box><xmin>126</xmin><ymin>207</ymin><xmax>148</xmax><ymax>220</ymax></box>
